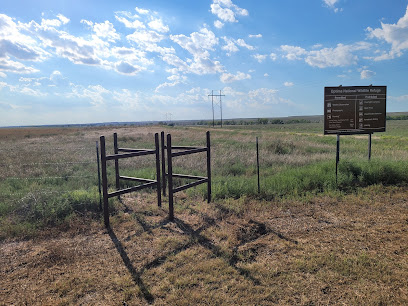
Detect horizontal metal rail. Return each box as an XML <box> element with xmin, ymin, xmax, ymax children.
<box><xmin>108</xmin><ymin>181</ymin><xmax>157</xmax><ymax>198</ymax></box>
<box><xmin>173</xmin><ymin>178</ymin><xmax>208</xmax><ymax>193</ymax></box>
<box><xmin>170</xmin><ymin>173</ymin><xmax>207</xmax><ymax>180</ymax></box>
<box><xmin>118</xmin><ymin>148</ymin><xmax>153</xmax><ymax>153</ymax></box>
<box><xmin>105</xmin><ymin>150</ymin><xmax>155</xmax><ymax>161</ymax></box>
<box><xmin>171</xmin><ymin>147</ymin><xmax>207</xmax><ymax>157</ymax></box>
<box><xmin>119</xmin><ymin>176</ymin><xmax>156</xmax><ymax>183</ymax></box>
<box><xmin>171</xmin><ymin>146</ymin><xmax>200</xmax><ymax>150</ymax></box>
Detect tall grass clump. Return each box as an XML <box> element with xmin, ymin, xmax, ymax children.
<box><xmin>339</xmin><ymin>159</ymin><xmax>408</xmax><ymax>186</ymax></box>
<box><xmin>0</xmin><ymin>188</ymin><xmax>103</xmax><ymax>239</ymax></box>
<box><xmin>193</xmin><ymin>159</ymin><xmax>408</xmax><ymax>201</ymax></box>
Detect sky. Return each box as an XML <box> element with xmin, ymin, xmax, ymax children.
<box><xmin>1</xmin><ymin>0</ymin><xmax>408</xmax><ymax>126</ymax></box>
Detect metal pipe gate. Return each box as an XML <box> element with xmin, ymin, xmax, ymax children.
<box><xmin>99</xmin><ymin>133</ymin><xmax>161</xmax><ymax>227</ymax></box>
<box><xmin>161</xmin><ymin>131</ymin><xmax>211</xmax><ymax>221</ymax></box>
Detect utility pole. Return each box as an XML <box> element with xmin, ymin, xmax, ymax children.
<box><xmin>208</xmin><ymin>90</ymin><xmax>225</xmax><ymax>127</ymax></box>
<box><xmin>165</xmin><ymin>112</ymin><xmax>173</xmax><ymax>123</ymax></box>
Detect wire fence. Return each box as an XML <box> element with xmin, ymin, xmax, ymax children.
<box><xmin>0</xmin><ymin>142</ymin><xmax>101</xmax><ymax>212</ymax></box>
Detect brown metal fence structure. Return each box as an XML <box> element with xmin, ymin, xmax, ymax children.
<box><xmin>161</xmin><ymin>131</ymin><xmax>211</xmax><ymax>221</ymax></box>
<box><xmin>99</xmin><ymin>133</ymin><xmax>161</xmax><ymax>227</ymax></box>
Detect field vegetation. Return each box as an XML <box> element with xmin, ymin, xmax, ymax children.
<box><xmin>1</xmin><ymin>120</ymin><xmax>408</xmax><ymax>304</ymax></box>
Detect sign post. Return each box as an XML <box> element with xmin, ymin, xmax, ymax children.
<box><xmin>324</xmin><ymin>85</ymin><xmax>386</xmax><ymax>184</ymax></box>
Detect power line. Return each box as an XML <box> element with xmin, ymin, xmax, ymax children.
<box><xmin>208</xmin><ymin>90</ymin><xmax>225</xmax><ymax>127</ymax></box>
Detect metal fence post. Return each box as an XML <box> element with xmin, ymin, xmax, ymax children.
<box><xmin>206</xmin><ymin>131</ymin><xmax>211</xmax><ymax>203</ymax></box>
<box><xmin>336</xmin><ymin>134</ymin><xmax>340</xmax><ymax>185</ymax></box>
<box><xmin>368</xmin><ymin>133</ymin><xmax>372</xmax><ymax>161</ymax></box>
<box><xmin>96</xmin><ymin>141</ymin><xmax>102</xmax><ymax>211</ymax></box>
<box><xmin>256</xmin><ymin>137</ymin><xmax>260</xmax><ymax>194</ymax></box>
<box><xmin>161</xmin><ymin>131</ymin><xmax>166</xmax><ymax>196</ymax></box>
<box><xmin>100</xmin><ymin>136</ymin><xmax>110</xmax><ymax>228</ymax></box>
<box><xmin>155</xmin><ymin>133</ymin><xmax>162</xmax><ymax>207</ymax></box>
<box><xmin>113</xmin><ymin>133</ymin><xmax>120</xmax><ymax>196</ymax></box>
<box><xmin>167</xmin><ymin>134</ymin><xmax>174</xmax><ymax>221</ymax></box>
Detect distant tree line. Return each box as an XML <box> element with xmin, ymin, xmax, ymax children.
<box><xmin>169</xmin><ymin>118</ymin><xmax>314</xmax><ymax>126</ymax></box>
<box><xmin>386</xmin><ymin>115</ymin><xmax>408</xmax><ymax>121</ymax></box>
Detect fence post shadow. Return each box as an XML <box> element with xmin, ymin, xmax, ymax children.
<box><xmin>173</xmin><ymin>217</ymin><xmax>261</xmax><ymax>286</ymax></box>
<box><xmin>107</xmin><ymin>227</ymin><xmax>154</xmax><ymax>304</ymax></box>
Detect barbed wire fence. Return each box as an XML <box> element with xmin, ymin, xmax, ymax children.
<box><xmin>0</xmin><ymin>142</ymin><xmax>103</xmax><ymax>220</ymax></box>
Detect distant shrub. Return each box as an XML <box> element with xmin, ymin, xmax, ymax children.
<box><xmin>265</xmin><ymin>140</ymin><xmax>295</xmax><ymax>155</ymax></box>
<box><xmin>286</xmin><ymin>119</ymin><xmax>312</xmax><ymax>124</ymax></box>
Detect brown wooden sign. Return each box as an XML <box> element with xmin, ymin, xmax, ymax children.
<box><xmin>324</xmin><ymin>86</ymin><xmax>386</xmax><ymax>135</ymax></box>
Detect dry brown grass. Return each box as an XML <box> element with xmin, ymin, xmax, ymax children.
<box><xmin>1</xmin><ymin>124</ymin><xmax>408</xmax><ymax>304</ymax></box>
<box><xmin>1</xmin><ymin>185</ymin><xmax>407</xmax><ymax>305</ymax></box>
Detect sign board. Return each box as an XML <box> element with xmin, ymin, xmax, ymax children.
<box><xmin>324</xmin><ymin>86</ymin><xmax>386</xmax><ymax>135</ymax></box>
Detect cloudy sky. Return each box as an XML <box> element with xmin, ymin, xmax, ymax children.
<box><xmin>1</xmin><ymin>0</ymin><xmax>408</xmax><ymax>126</ymax></box>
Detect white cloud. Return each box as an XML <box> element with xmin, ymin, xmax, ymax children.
<box><xmin>113</xmin><ymin>89</ymin><xmax>141</xmax><ymax>109</ymax></box>
<box><xmin>0</xmin><ymin>58</ymin><xmax>39</xmax><ymax>74</ymax></box>
<box><xmin>323</xmin><ymin>0</ymin><xmax>341</xmax><ymax>13</ymax></box>
<box><xmin>57</xmin><ymin>14</ymin><xmax>70</xmax><ymax>25</ymax></box>
<box><xmin>135</xmin><ymin>7</ymin><xmax>150</xmax><ymax>15</ymax></box>
<box><xmin>115</xmin><ymin>61</ymin><xmax>144</xmax><ymax>75</ymax></box>
<box><xmin>171</xmin><ymin>28</ymin><xmax>218</xmax><ymax>58</ymax></box>
<box><xmin>360</xmin><ymin>69</ymin><xmax>376</xmax><ymax>79</ymax></box>
<box><xmin>162</xmin><ymin>52</ymin><xmax>223</xmax><ymax>76</ymax></box>
<box><xmin>281</xmin><ymin>43</ymin><xmax>371</xmax><ymax>68</ymax></box>
<box><xmin>19</xmin><ymin>17</ymin><xmax>109</xmax><ymax>67</ymax></box>
<box><xmin>115</xmin><ymin>12</ymin><xmax>145</xmax><ymax>29</ymax></box>
<box><xmin>148</xmin><ymin>18</ymin><xmax>169</xmax><ymax>33</ymax></box>
<box><xmin>214</xmin><ymin>20</ymin><xmax>224</xmax><ymax>29</ymax></box>
<box><xmin>284</xmin><ymin>81</ymin><xmax>294</xmax><ymax>87</ymax></box>
<box><xmin>264</xmin><ymin>73</ymin><xmax>269</xmax><ymax>77</ymax></box>
<box><xmin>366</xmin><ymin>5</ymin><xmax>408</xmax><ymax>60</ymax></box>
<box><xmin>1</xmin><ymin>79</ymin><xmax>47</xmax><ymax>97</ymax></box>
<box><xmin>127</xmin><ymin>29</ymin><xmax>174</xmax><ymax>54</ymax></box>
<box><xmin>235</xmin><ymin>38</ymin><xmax>254</xmax><ymax>50</ymax></box>
<box><xmin>305</xmin><ymin>44</ymin><xmax>358</xmax><ymax>68</ymax></box>
<box><xmin>390</xmin><ymin>94</ymin><xmax>408</xmax><ymax>102</ymax></box>
<box><xmin>248</xmin><ymin>88</ymin><xmax>281</xmax><ymax>105</ymax></box>
<box><xmin>270</xmin><ymin>53</ymin><xmax>277</xmax><ymax>61</ymax></box>
<box><xmin>221</xmin><ymin>37</ymin><xmax>253</xmax><ymax>56</ymax></box>
<box><xmin>281</xmin><ymin>45</ymin><xmax>307</xmax><ymax>60</ymax></box>
<box><xmin>252</xmin><ymin>54</ymin><xmax>267</xmax><ymax>63</ymax></box>
<box><xmin>222</xmin><ymin>38</ymin><xmax>239</xmax><ymax>56</ymax></box>
<box><xmin>81</xmin><ymin>20</ymin><xmax>120</xmax><ymax>42</ymax></box>
<box><xmin>220</xmin><ymin>71</ymin><xmax>251</xmax><ymax>83</ymax></box>
<box><xmin>18</xmin><ymin>70</ymin><xmax>69</xmax><ymax>87</ymax></box>
<box><xmin>211</xmin><ymin>0</ymin><xmax>249</xmax><ymax>24</ymax></box>
<box><xmin>0</xmin><ymin>14</ymin><xmax>49</xmax><ymax>74</ymax></box>
<box><xmin>249</xmin><ymin>34</ymin><xmax>262</xmax><ymax>38</ymax></box>
<box><xmin>155</xmin><ymin>74</ymin><xmax>187</xmax><ymax>92</ymax></box>
<box><xmin>66</xmin><ymin>84</ymin><xmax>111</xmax><ymax>106</ymax></box>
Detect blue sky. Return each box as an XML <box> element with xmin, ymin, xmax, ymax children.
<box><xmin>1</xmin><ymin>0</ymin><xmax>408</xmax><ymax>126</ymax></box>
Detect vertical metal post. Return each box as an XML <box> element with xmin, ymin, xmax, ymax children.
<box><xmin>256</xmin><ymin>137</ymin><xmax>260</xmax><ymax>194</ymax></box>
<box><xmin>113</xmin><ymin>133</ymin><xmax>120</xmax><ymax>195</ymax></box>
<box><xmin>206</xmin><ymin>131</ymin><xmax>211</xmax><ymax>203</ymax></box>
<box><xmin>167</xmin><ymin>134</ymin><xmax>174</xmax><ymax>221</ymax></box>
<box><xmin>368</xmin><ymin>133</ymin><xmax>372</xmax><ymax>161</ymax></box>
<box><xmin>161</xmin><ymin>131</ymin><xmax>166</xmax><ymax>196</ymax></box>
<box><xmin>96</xmin><ymin>141</ymin><xmax>102</xmax><ymax>211</ymax></box>
<box><xmin>336</xmin><ymin>134</ymin><xmax>340</xmax><ymax>185</ymax></box>
<box><xmin>220</xmin><ymin>90</ymin><xmax>223</xmax><ymax>128</ymax></box>
<box><xmin>100</xmin><ymin>136</ymin><xmax>110</xmax><ymax>228</ymax></box>
<box><xmin>211</xmin><ymin>90</ymin><xmax>215</xmax><ymax>127</ymax></box>
<box><xmin>155</xmin><ymin>133</ymin><xmax>162</xmax><ymax>207</ymax></box>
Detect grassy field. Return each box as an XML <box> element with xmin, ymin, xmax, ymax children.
<box><xmin>1</xmin><ymin>121</ymin><xmax>408</xmax><ymax>304</ymax></box>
